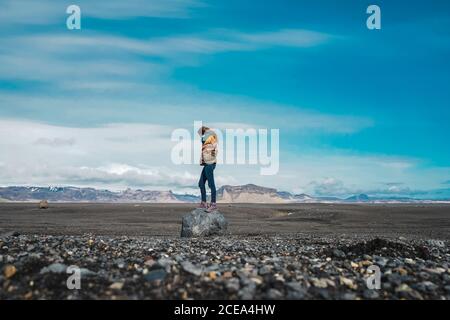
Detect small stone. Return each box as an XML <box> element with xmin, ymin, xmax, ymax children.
<box><xmin>144</xmin><ymin>269</ymin><xmax>167</xmax><ymax>282</ymax></box>
<box><xmin>223</xmin><ymin>271</ymin><xmax>233</xmax><ymax>278</ymax></box>
<box><xmin>208</xmin><ymin>271</ymin><xmax>217</xmax><ymax>280</ymax></box>
<box><xmin>39</xmin><ymin>200</ymin><xmax>49</xmax><ymax>209</ymax></box>
<box><xmin>181</xmin><ymin>261</ymin><xmax>203</xmax><ymax>276</ymax></box>
<box><xmin>350</xmin><ymin>261</ymin><xmax>359</xmax><ymax>268</ymax></box>
<box><xmin>396</xmin><ymin>267</ymin><xmax>408</xmax><ymax>276</ymax></box>
<box><xmin>157</xmin><ymin>257</ymin><xmax>174</xmax><ymax>272</ymax></box>
<box><xmin>250</xmin><ymin>276</ymin><xmax>263</xmax><ymax>285</ymax></box>
<box><xmin>285</xmin><ymin>281</ymin><xmax>307</xmax><ymax>299</ymax></box>
<box><xmin>24</xmin><ymin>291</ymin><xmax>33</xmax><ymax>300</ymax></box>
<box><xmin>225</xmin><ymin>278</ymin><xmax>240</xmax><ymax>293</ymax></box>
<box><xmin>109</xmin><ymin>282</ymin><xmax>124</xmax><ymax>290</ymax></box>
<box><xmin>342</xmin><ymin>293</ymin><xmax>357</xmax><ymax>300</ymax></box>
<box><xmin>361</xmin><ymin>260</ymin><xmax>372</xmax><ymax>267</ymax></box>
<box><xmin>40</xmin><ymin>263</ymin><xmax>67</xmax><ymax>274</ymax></box>
<box><xmin>405</xmin><ymin>258</ymin><xmax>415</xmax><ymax>265</ymax></box>
<box><xmin>87</xmin><ymin>239</ymin><xmax>94</xmax><ymax>246</ymax></box>
<box><xmin>420</xmin><ymin>281</ymin><xmax>438</xmax><ymax>291</ymax></box>
<box><xmin>311</xmin><ymin>278</ymin><xmax>329</xmax><ymax>288</ymax></box>
<box><xmin>363</xmin><ymin>290</ymin><xmax>379</xmax><ymax>299</ymax></box>
<box><xmin>395</xmin><ymin>284</ymin><xmax>412</xmax><ymax>292</ymax></box>
<box><xmin>79</xmin><ymin>268</ymin><xmax>96</xmax><ymax>277</ymax></box>
<box><xmin>424</xmin><ymin>267</ymin><xmax>446</xmax><ymax>274</ymax></box>
<box><xmin>239</xmin><ymin>284</ymin><xmax>256</xmax><ymax>300</ymax></box>
<box><xmin>339</xmin><ymin>276</ymin><xmax>357</xmax><ymax>289</ymax></box>
<box><xmin>258</xmin><ymin>265</ymin><xmax>271</xmax><ymax>275</ymax></box>
<box><xmin>266</xmin><ymin>288</ymin><xmax>283</xmax><ymax>300</ymax></box>
<box><xmin>4</xmin><ymin>265</ymin><xmax>17</xmax><ymax>279</ymax></box>
<box><xmin>332</xmin><ymin>249</ymin><xmax>346</xmax><ymax>258</ymax></box>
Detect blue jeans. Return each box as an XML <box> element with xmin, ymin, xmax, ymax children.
<box><xmin>199</xmin><ymin>163</ymin><xmax>216</xmax><ymax>203</ymax></box>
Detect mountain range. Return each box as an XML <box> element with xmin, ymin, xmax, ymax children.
<box><xmin>0</xmin><ymin>184</ymin><xmax>447</xmax><ymax>203</ymax></box>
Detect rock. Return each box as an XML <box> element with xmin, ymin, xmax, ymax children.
<box><xmin>311</xmin><ymin>278</ymin><xmax>333</xmax><ymax>288</ymax></box>
<box><xmin>109</xmin><ymin>282</ymin><xmax>124</xmax><ymax>290</ymax></box>
<box><xmin>0</xmin><ymin>231</ymin><xmax>20</xmax><ymax>237</ymax></box>
<box><xmin>144</xmin><ymin>269</ymin><xmax>167</xmax><ymax>282</ymax></box>
<box><xmin>208</xmin><ymin>271</ymin><xmax>217</xmax><ymax>280</ymax></box>
<box><xmin>416</xmin><ymin>281</ymin><xmax>438</xmax><ymax>292</ymax></box>
<box><xmin>426</xmin><ymin>239</ymin><xmax>445</xmax><ymax>248</ymax></box>
<box><xmin>225</xmin><ymin>278</ymin><xmax>240</xmax><ymax>293</ymax></box>
<box><xmin>395</xmin><ymin>284</ymin><xmax>412</xmax><ymax>293</ymax></box>
<box><xmin>181</xmin><ymin>261</ymin><xmax>203</xmax><ymax>276</ymax></box>
<box><xmin>258</xmin><ymin>265</ymin><xmax>271</xmax><ymax>275</ymax></box>
<box><xmin>266</xmin><ymin>288</ymin><xmax>283</xmax><ymax>299</ymax></box>
<box><xmin>333</xmin><ymin>249</ymin><xmax>346</xmax><ymax>258</ymax></box>
<box><xmin>40</xmin><ymin>263</ymin><xmax>67</xmax><ymax>274</ymax></box>
<box><xmin>39</xmin><ymin>200</ymin><xmax>49</xmax><ymax>209</ymax></box>
<box><xmin>4</xmin><ymin>265</ymin><xmax>17</xmax><ymax>279</ymax></box>
<box><xmin>238</xmin><ymin>283</ymin><xmax>256</xmax><ymax>299</ymax></box>
<box><xmin>342</xmin><ymin>293</ymin><xmax>357</xmax><ymax>300</ymax></box>
<box><xmin>79</xmin><ymin>268</ymin><xmax>96</xmax><ymax>277</ymax></box>
<box><xmin>339</xmin><ymin>276</ymin><xmax>357</xmax><ymax>289</ymax></box>
<box><xmin>285</xmin><ymin>281</ymin><xmax>307</xmax><ymax>299</ymax></box>
<box><xmin>363</xmin><ymin>290</ymin><xmax>379</xmax><ymax>299</ymax></box>
<box><xmin>157</xmin><ymin>257</ymin><xmax>174</xmax><ymax>272</ymax></box>
<box><xmin>180</xmin><ymin>209</ymin><xmax>228</xmax><ymax>237</ymax></box>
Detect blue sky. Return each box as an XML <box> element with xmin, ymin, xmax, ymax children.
<box><xmin>0</xmin><ymin>0</ymin><xmax>449</xmax><ymax>198</ymax></box>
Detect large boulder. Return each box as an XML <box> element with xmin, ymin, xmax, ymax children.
<box><xmin>39</xmin><ymin>200</ymin><xmax>49</xmax><ymax>209</ymax></box>
<box><xmin>181</xmin><ymin>209</ymin><xmax>228</xmax><ymax>238</ymax></box>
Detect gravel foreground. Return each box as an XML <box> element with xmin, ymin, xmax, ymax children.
<box><xmin>1</xmin><ymin>233</ymin><xmax>449</xmax><ymax>300</ymax></box>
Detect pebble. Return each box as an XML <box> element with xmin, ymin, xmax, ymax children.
<box><xmin>181</xmin><ymin>261</ymin><xmax>203</xmax><ymax>276</ymax></box>
<box><xmin>4</xmin><ymin>265</ymin><xmax>17</xmax><ymax>279</ymax></box>
<box><xmin>0</xmin><ymin>234</ymin><xmax>448</xmax><ymax>300</ymax></box>
<box><xmin>225</xmin><ymin>278</ymin><xmax>240</xmax><ymax>293</ymax></box>
<box><xmin>363</xmin><ymin>290</ymin><xmax>379</xmax><ymax>299</ymax></box>
<box><xmin>40</xmin><ymin>263</ymin><xmax>67</xmax><ymax>274</ymax></box>
<box><xmin>266</xmin><ymin>288</ymin><xmax>283</xmax><ymax>300</ymax></box>
<box><xmin>144</xmin><ymin>269</ymin><xmax>167</xmax><ymax>282</ymax></box>
<box><xmin>109</xmin><ymin>282</ymin><xmax>124</xmax><ymax>290</ymax></box>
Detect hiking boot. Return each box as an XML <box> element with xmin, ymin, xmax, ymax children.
<box><xmin>206</xmin><ymin>203</ymin><xmax>217</xmax><ymax>213</ymax></box>
<box><xmin>197</xmin><ymin>201</ymin><xmax>208</xmax><ymax>209</ymax></box>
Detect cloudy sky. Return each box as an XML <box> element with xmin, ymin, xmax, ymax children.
<box><xmin>0</xmin><ymin>0</ymin><xmax>449</xmax><ymax>198</ymax></box>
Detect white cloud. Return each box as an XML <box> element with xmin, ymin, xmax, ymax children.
<box><xmin>0</xmin><ymin>119</ymin><xmax>238</xmax><ymax>191</ymax></box>
<box><xmin>0</xmin><ymin>0</ymin><xmax>203</xmax><ymax>25</ymax></box>
<box><xmin>234</xmin><ymin>29</ymin><xmax>330</xmax><ymax>47</ymax></box>
<box><xmin>0</xmin><ymin>119</ymin><xmax>446</xmax><ymax>196</ymax></box>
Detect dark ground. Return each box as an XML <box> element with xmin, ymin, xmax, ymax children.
<box><xmin>0</xmin><ymin>203</ymin><xmax>449</xmax><ymax>300</ymax></box>
<box><xmin>0</xmin><ymin>203</ymin><xmax>449</xmax><ymax>239</ymax></box>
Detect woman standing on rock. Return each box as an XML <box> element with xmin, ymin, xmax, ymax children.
<box><xmin>198</xmin><ymin>126</ymin><xmax>218</xmax><ymax>212</ymax></box>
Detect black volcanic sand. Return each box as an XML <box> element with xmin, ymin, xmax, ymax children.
<box><xmin>0</xmin><ymin>203</ymin><xmax>449</xmax><ymax>238</ymax></box>
<box><xmin>0</xmin><ymin>203</ymin><xmax>449</xmax><ymax>300</ymax></box>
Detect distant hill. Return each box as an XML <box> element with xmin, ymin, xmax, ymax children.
<box><xmin>217</xmin><ymin>184</ymin><xmax>314</xmax><ymax>203</ymax></box>
<box><xmin>0</xmin><ymin>186</ymin><xmax>181</xmax><ymax>203</ymax></box>
<box><xmin>345</xmin><ymin>194</ymin><xmax>370</xmax><ymax>202</ymax></box>
<box><xmin>0</xmin><ymin>185</ymin><xmax>446</xmax><ymax>203</ymax></box>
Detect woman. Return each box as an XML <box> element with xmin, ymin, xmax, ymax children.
<box><xmin>198</xmin><ymin>126</ymin><xmax>218</xmax><ymax>212</ymax></box>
